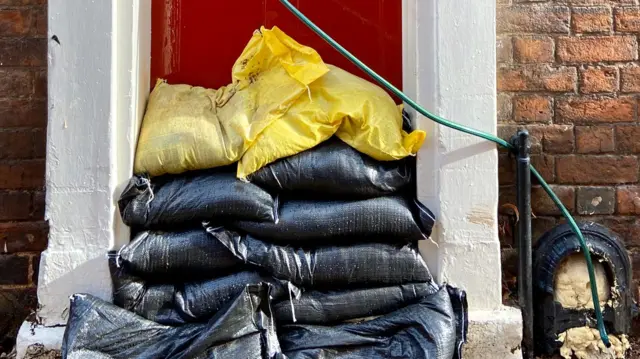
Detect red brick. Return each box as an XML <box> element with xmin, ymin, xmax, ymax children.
<box><xmin>0</xmin><ymin>9</ymin><xmax>32</xmax><ymax>37</ymax></box>
<box><xmin>498</xmin><ymin>125</ymin><xmax>543</xmax><ymax>153</ymax></box>
<box><xmin>0</xmin><ymin>254</ymin><xmax>30</xmax><ymax>285</ymax></box>
<box><xmin>497</xmin><ymin>65</ymin><xmax>576</xmax><ymax>92</ymax></box>
<box><xmin>0</xmin><ymin>0</ymin><xmax>45</xmax><ymax>4</ymax></box>
<box><xmin>617</xmin><ymin>186</ymin><xmax>640</xmax><ymax>214</ymax></box>
<box><xmin>0</xmin><ymin>130</ymin><xmax>40</xmax><ymax>160</ymax></box>
<box><xmin>497</xmin><ymin>37</ymin><xmax>512</xmax><ymax>64</ymax></box>
<box><xmin>34</xmin><ymin>69</ymin><xmax>46</xmax><ymax>98</ymax></box>
<box><xmin>497</xmin><ymin>6</ymin><xmax>570</xmax><ymax>34</ymax></box>
<box><xmin>31</xmin><ymin>253</ymin><xmax>39</xmax><ymax>284</ymax></box>
<box><xmin>32</xmin><ymin>129</ymin><xmax>45</xmax><ymax>158</ymax></box>
<box><xmin>587</xmin><ymin>216</ymin><xmax>640</xmax><ymax>247</ymax></box>
<box><xmin>0</xmin><ymin>39</ymin><xmax>46</xmax><ymax>67</ymax></box>
<box><xmin>540</xmin><ymin>124</ymin><xmax>574</xmax><ymax>153</ymax></box>
<box><xmin>580</xmin><ymin>67</ymin><xmax>618</xmax><ymax>94</ymax></box>
<box><xmin>497</xmin><ymin>93</ymin><xmax>512</xmax><ymax>122</ymax></box>
<box><xmin>499</xmin><ymin>153</ymin><xmax>515</xmax><ymax>185</ymax></box>
<box><xmin>557</xmin><ymin>36</ymin><xmax>638</xmax><ymax>63</ymax></box>
<box><xmin>620</xmin><ymin>66</ymin><xmax>640</xmax><ymax>93</ymax></box>
<box><xmin>556</xmin><ymin>97</ymin><xmax>635</xmax><ymax>124</ymax></box>
<box><xmin>556</xmin><ymin>155</ymin><xmax>639</xmax><ymax>184</ymax></box>
<box><xmin>32</xmin><ymin>191</ymin><xmax>44</xmax><ymax>219</ymax></box>
<box><xmin>615</xmin><ymin>7</ymin><xmax>640</xmax><ymax>33</ymax></box>
<box><xmin>575</xmin><ymin>126</ymin><xmax>614</xmax><ymax>153</ymax></box>
<box><xmin>499</xmin><ymin>152</ymin><xmax>556</xmax><ymax>185</ymax></box>
<box><xmin>33</xmin><ymin>7</ymin><xmax>46</xmax><ymax>36</ymax></box>
<box><xmin>0</xmin><ymin>99</ymin><xmax>46</xmax><ymax>129</ymax></box>
<box><xmin>0</xmin><ymin>221</ymin><xmax>47</xmax><ymax>253</ymax></box>
<box><xmin>576</xmin><ymin>186</ymin><xmax>615</xmax><ymax>215</ymax></box>
<box><xmin>0</xmin><ymin>160</ymin><xmax>45</xmax><ymax>189</ymax></box>
<box><xmin>0</xmin><ymin>191</ymin><xmax>31</xmax><ymax>220</ymax></box>
<box><xmin>532</xmin><ymin>154</ymin><xmax>556</xmax><ymax>184</ymax></box>
<box><xmin>532</xmin><ymin>216</ymin><xmax>558</xmax><ymax>243</ymax></box>
<box><xmin>0</xmin><ymin>69</ymin><xmax>33</xmax><ymax>97</ymax></box>
<box><xmin>616</xmin><ymin>125</ymin><xmax>640</xmax><ymax>153</ymax></box>
<box><xmin>532</xmin><ymin>185</ymin><xmax>575</xmax><ymax>215</ymax></box>
<box><xmin>513</xmin><ymin>95</ymin><xmax>553</xmax><ymax>123</ymax></box>
<box><xmin>572</xmin><ymin>6</ymin><xmax>612</xmax><ymax>33</ymax></box>
<box><xmin>513</xmin><ymin>36</ymin><xmax>554</xmax><ymax>63</ymax></box>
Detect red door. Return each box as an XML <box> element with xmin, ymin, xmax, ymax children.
<box><xmin>151</xmin><ymin>0</ymin><xmax>402</xmax><ymax>97</ymax></box>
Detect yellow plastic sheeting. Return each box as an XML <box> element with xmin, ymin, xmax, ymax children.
<box><xmin>134</xmin><ymin>26</ymin><xmax>426</xmax><ymax>178</ymax></box>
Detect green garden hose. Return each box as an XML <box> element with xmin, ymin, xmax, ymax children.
<box><xmin>278</xmin><ymin>0</ymin><xmax>611</xmax><ymax>347</ymax></box>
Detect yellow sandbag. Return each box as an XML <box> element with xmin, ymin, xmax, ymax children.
<box><xmin>237</xmin><ymin>64</ymin><xmax>426</xmax><ymax>178</ymax></box>
<box><xmin>236</xmin><ymin>30</ymin><xmax>425</xmax><ymax>178</ymax></box>
<box><xmin>134</xmin><ymin>26</ymin><xmax>426</xmax><ymax>178</ymax></box>
<box><xmin>134</xmin><ymin>26</ymin><xmax>328</xmax><ymax>176</ymax></box>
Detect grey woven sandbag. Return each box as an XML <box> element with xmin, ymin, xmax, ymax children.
<box><xmin>233</xmin><ymin>195</ymin><xmax>435</xmax><ymax>243</ymax></box>
<box><xmin>62</xmin><ymin>284</ymin><xmax>285</xmax><ymax>359</ymax></box>
<box><xmin>248</xmin><ymin>137</ymin><xmax>411</xmax><ymax>198</ymax></box>
<box><xmin>117</xmin><ymin>229</ymin><xmax>242</xmax><ymax>281</ymax></box>
<box><xmin>118</xmin><ymin>166</ymin><xmax>277</xmax><ymax>229</ymax></box>
<box><xmin>109</xmin><ymin>257</ymin><xmax>296</xmax><ymax>325</ymax></box>
<box><xmin>174</xmin><ymin>271</ymin><xmax>299</xmax><ymax>323</ymax></box>
<box><xmin>272</xmin><ymin>282</ymin><xmax>439</xmax><ymax>324</ymax></box>
<box><xmin>209</xmin><ymin>228</ymin><xmax>432</xmax><ymax>288</ymax></box>
<box><xmin>110</xmin><ymin>257</ymin><xmax>185</xmax><ymax>325</ymax></box>
<box><xmin>279</xmin><ymin>285</ymin><xmax>466</xmax><ymax>359</ymax></box>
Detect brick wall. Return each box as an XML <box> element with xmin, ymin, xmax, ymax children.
<box><xmin>0</xmin><ymin>0</ymin><xmax>47</xmax><ymax>349</ymax></box>
<box><xmin>497</xmin><ymin>1</ymin><xmax>640</xmax><ymax>296</ymax></box>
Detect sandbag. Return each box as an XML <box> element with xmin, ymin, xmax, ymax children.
<box><xmin>110</xmin><ymin>258</ymin><xmax>295</xmax><ymax>325</ymax></box>
<box><xmin>210</xmin><ymin>228</ymin><xmax>432</xmax><ymax>288</ymax></box>
<box><xmin>118</xmin><ymin>166</ymin><xmax>277</xmax><ymax>229</ymax></box>
<box><xmin>248</xmin><ymin>137</ymin><xmax>411</xmax><ymax>198</ymax></box>
<box><xmin>279</xmin><ymin>285</ymin><xmax>465</xmax><ymax>359</ymax></box>
<box><xmin>273</xmin><ymin>282</ymin><xmax>439</xmax><ymax>324</ymax></box>
<box><xmin>133</xmin><ymin>26</ymin><xmax>425</xmax><ymax>179</ymax></box>
<box><xmin>237</xmin><ymin>63</ymin><xmax>425</xmax><ymax>179</ymax></box>
<box><xmin>62</xmin><ymin>284</ymin><xmax>284</xmax><ymax>359</ymax></box>
<box><xmin>233</xmin><ymin>196</ymin><xmax>434</xmax><ymax>243</ymax></box>
<box><xmin>117</xmin><ymin>229</ymin><xmax>242</xmax><ymax>281</ymax></box>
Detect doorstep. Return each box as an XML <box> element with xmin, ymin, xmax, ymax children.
<box><xmin>464</xmin><ymin>306</ymin><xmax>524</xmax><ymax>359</ymax></box>
<box><xmin>15</xmin><ymin>323</ymin><xmax>64</xmax><ymax>359</ymax></box>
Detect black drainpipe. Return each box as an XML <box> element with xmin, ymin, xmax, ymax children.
<box><xmin>512</xmin><ymin>130</ymin><xmax>534</xmax><ymax>359</ymax></box>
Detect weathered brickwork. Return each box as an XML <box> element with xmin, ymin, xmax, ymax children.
<box><xmin>0</xmin><ymin>0</ymin><xmax>47</xmax><ymax>351</ymax></box>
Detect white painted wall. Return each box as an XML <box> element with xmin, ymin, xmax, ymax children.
<box><xmin>405</xmin><ymin>0</ymin><xmax>503</xmax><ymax>310</ymax></box>
<box><xmin>37</xmin><ymin>0</ymin><xmax>150</xmax><ymax>326</ymax></box>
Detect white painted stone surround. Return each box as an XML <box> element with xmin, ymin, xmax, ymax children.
<box><xmin>17</xmin><ymin>0</ymin><xmax>522</xmax><ymax>358</ymax></box>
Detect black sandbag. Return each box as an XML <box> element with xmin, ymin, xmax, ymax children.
<box><xmin>273</xmin><ymin>282</ymin><xmax>439</xmax><ymax>324</ymax></box>
<box><xmin>110</xmin><ymin>258</ymin><xmax>185</xmax><ymax>325</ymax></box>
<box><xmin>233</xmin><ymin>195</ymin><xmax>435</xmax><ymax>243</ymax></box>
<box><xmin>62</xmin><ymin>284</ymin><xmax>285</xmax><ymax>359</ymax></box>
<box><xmin>118</xmin><ymin>166</ymin><xmax>277</xmax><ymax>229</ymax></box>
<box><xmin>279</xmin><ymin>285</ymin><xmax>463</xmax><ymax>359</ymax></box>
<box><xmin>248</xmin><ymin>137</ymin><xmax>411</xmax><ymax>198</ymax></box>
<box><xmin>110</xmin><ymin>257</ymin><xmax>296</xmax><ymax>325</ymax></box>
<box><xmin>118</xmin><ymin>229</ymin><xmax>243</xmax><ymax>280</ymax></box>
<box><xmin>210</xmin><ymin>228</ymin><xmax>432</xmax><ymax>288</ymax></box>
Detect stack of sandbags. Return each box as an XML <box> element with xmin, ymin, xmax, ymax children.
<box><xmin>204</xmin><ymin>138</ymin><xmax>466</xmax><ymax>359</ymax></box>
<box><xmin>60</xmin><ymin>25</ymin><xmax>467</xmax><ymax>359</ymax></box>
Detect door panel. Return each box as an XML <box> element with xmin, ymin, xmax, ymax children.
<box><xmin>151</xmin><ymin>0</ymin><xmax>402</xmax><ymax>95</ymax></box>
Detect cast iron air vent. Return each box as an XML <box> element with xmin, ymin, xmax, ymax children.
<box><xmin>532</xmin><ymin>222</ymin><xmax>634</xmax><ymax>356</ymax></box>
